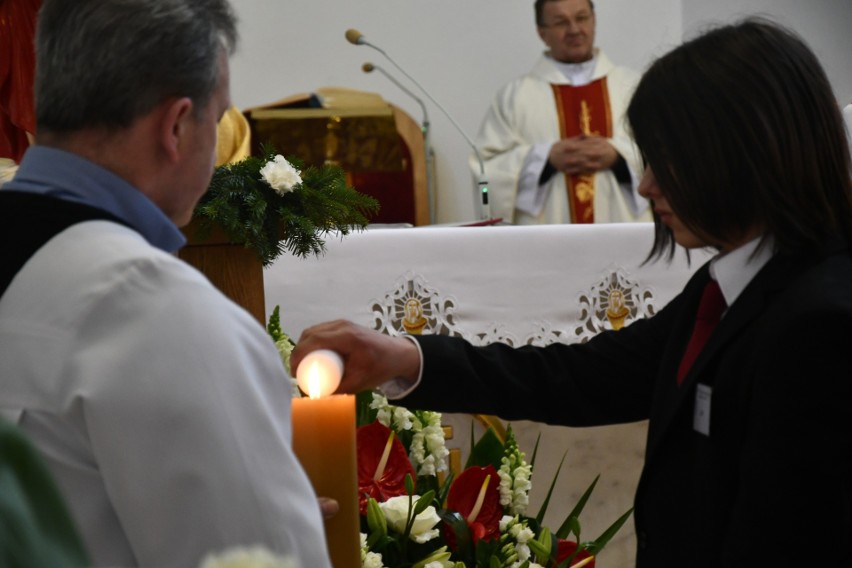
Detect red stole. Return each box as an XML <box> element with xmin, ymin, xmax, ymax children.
<box><xmin>551</xmin><ymin>78</ymin><xmax>613</xmax><ymax>223</ymax></box>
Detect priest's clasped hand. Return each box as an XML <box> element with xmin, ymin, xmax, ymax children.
<box><xmin>548</xmin><ymin>134</ymin><xmax>618</xmax><ymax>175</ymax></box>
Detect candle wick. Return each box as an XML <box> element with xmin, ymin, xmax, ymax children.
<box><xmin>373</xmin><ymin>432</ymin><xmax>395</xmax><ymax>481</ymax></box>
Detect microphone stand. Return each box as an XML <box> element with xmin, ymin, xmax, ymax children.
<box><xmin>347</xmin><ymin>30</ymin><xmax>491</xmax><ymax>220</ymax></box>
<box><xmin>363</xmin><ymin>63</ymin><xmax>436</xmax><ymax>225</ymax></box>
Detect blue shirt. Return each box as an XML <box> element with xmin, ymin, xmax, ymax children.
<box><xmin>4</xmin><ymin>146</ymin><xmax>186</xmax><ymax>252</ymax></box>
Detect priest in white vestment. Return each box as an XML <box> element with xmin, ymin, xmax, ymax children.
<box><xmin>471</xmin><ymin>0</ymin><xmax>650</xmax><ymax>225</ymax></box>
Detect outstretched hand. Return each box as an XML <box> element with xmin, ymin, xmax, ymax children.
<box><xmin>292</xmin><ymin>320</ymin><xmax>420</xmax><ymax>394</ymax></box>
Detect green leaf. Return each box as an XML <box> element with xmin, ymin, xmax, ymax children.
<box><xmin>527</xmin><ymin>533</ymin><xmax>551</xmax><ymax>560</ymax></box>
<box><xmin>556</xmin><ymin>474</ymin><xmax>600</xmax><ymax>539</ymax></box>
<box><xmin>535</xmin><ymin>449</ymin><xmax>568</xmax><ymax>525</ymax></box>
<box><xmin>366</xmin><ymin>497</ymin><xmax>387</xmax><ymax>537</ymax></box>
<box><xmin>412</xmin><ymin>490</ymin><xmax>436</xmax><ymax>517</ymax></box>
<box><xmin>439</xmin><ymin>510</ymin><xmax>472</xmax><ymax>561</ymax></box>
<box><xmin>465</xmin><ymin>427</ymin><xmax>504</xmax><ymax>471</ymax></box>
<box><xmin>556</xmin><ymin>515</ymin><xmax>582</xmax><ymax>542</ymax></box>
<box><xmin>0</xmin><ymin>421</ymin><xmax>90</xmax><ymax>567</ymax></box>
<box><xmin>529</xmin><ymin>432</ymin><xmax>542</xmax><ymax>468</ymax></box>
<box><xmin>436</xmin><ymin>470</ymin><xmax>454</xmax><ymax>506</ymax></box>
<box><xmin>355</xmin><ymin>390</ymin><xmax>377</xmax><ymax>427</ymax></box>
<box><xmin>585</xmin><ymin>507</ymin><xmax>635</xmax><ymax>555</ymax></box>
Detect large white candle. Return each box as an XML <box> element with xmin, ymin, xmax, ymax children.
<box><xmin>291</xmin><ymin>350</ymin><xmax>359</xmax><ymax>568</ymax></box>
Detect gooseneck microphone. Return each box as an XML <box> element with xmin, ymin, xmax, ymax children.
<box><xmin>346</xmin><ymin>28</ymin><xmax>490</xmax><ymax>220</ymax></box>
<box><xmin>363</xmin><ymin>62</ymin><xmax>435</xmax><ymax>224</ymax></box>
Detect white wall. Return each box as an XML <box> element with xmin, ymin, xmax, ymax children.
<box><xmin>228</xmin><ymin>0</ymin><xmax>679</xmax><ymax>223</ymax></box>
<box><xmin>682</xmin><ymin>0</ymin><xmax>852</xmax><ymax>106</ymax></box>
<box><xmin>229</xmin><ymin>0</ymin><xmax>850</xmax><ymax>223</ymax></box>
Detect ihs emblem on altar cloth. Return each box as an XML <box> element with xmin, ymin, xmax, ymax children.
<box><xmin>370</xmin><ymin>271</ymin><xmax>463</xmax><ymax>338</ymax></box>
<box><xmin>523</xmin><ymin>266</ymin><xmax>658</xmax><ymax>347</ymax></box>
<box><xmin>572</xmin><ymin>266</ymin><xmax>657</xmax><ymax>341</ymax></box>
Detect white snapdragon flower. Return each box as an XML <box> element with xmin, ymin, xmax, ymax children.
<box><xmin>392</xmin><ymin>406</ymin><xmax>415</xmax><ymax>431</ymax></box>
<box><xmin>410</xmin><ymin>411</ymin><xmax>448</xmax><ymax>476</ymax></box>
<box><xmin>198</xmin><ymin>546</ymin><xmax>297</xmax><ymax>568</ymax></box>
<box><xmin>515</xmin><ymin>543</ymin><xmax>532</xmax><ymax>564</ymax></box>
<box><xmin>360</xmin><ymin>532</ymin><xmax>386</xmax><ymax>568</ymax></box>
<box><xmin>498</xmin><ymin>426</ymin><xmax>532</xmax><ymax>515</ymax></box>
<box><xmin>275</xmin><ymin>338</ymin><xmax>294</xmax><ymax>374</ymax></box>
<box><xmin>500</xmin><ymin>515</ymin><xmax>541</xmax><ymax>568</ymax></box>
<box><xmin>260</xmin><ymin>154</ymin><xmax>302</xmax><ymax>194</ymax></box>
<box><xmin>510</xmin><ymin>523</ymin><xmax>535</xmax><ymax>544</ymax></box>
<box><xmin>371</xmin><ymin>392</ymin><xmax>393</xmax><ymax>426</ymax></box>
<box><xmin>371</xmin><ymin>397</ymin><xmax>448</xmax><ymax>478</ymax></box>
<box><xmin>379</xmin><ymin>495</ymin><xmax>441</xmax><ymax>544</ymax></box>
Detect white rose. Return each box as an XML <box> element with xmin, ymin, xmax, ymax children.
<box><xmin>379</xmin><ymin>495</ymin><xmax>441</xmax><ymax>544</ymax></box>
<box><xmin>260</xmin><ymin>155</ymin><xmax>302</xmax><ymax>194</ymax></box>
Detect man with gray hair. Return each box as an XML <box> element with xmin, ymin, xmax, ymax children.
<box><xmin>0</xmin><ymin>1</ymin><xmax>332</xmax><ymax>566</ymax></box>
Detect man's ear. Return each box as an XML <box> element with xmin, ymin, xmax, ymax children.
<box><xmin>158</xmin><ymin>96</ymin><xmax>194</xmax><ymax>163</ymax></box>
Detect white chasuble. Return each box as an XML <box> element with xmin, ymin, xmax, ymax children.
<box><xmin>471</xmin><ymin>51</ymin><xmax>651</xmax><ymax>225</ymax></box>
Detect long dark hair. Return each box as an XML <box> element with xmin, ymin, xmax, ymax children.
<box><xmin>628</xmin><ymin>18</ymin><xmax>852</xmax><ymax>260</ymax></box>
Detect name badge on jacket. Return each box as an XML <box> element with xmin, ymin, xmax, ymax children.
<box><xmin>694</xmin><ymin>384</ymin><xmax>712</xmax><ymax>436</ymax></box>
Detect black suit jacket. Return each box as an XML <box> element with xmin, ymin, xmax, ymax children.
<box><xmin>400</xmin><ymin>242</ymin><xmax>852</xmax><ymax>567</ymax></box>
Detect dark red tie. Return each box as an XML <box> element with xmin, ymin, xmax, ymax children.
<box><xmin>677</xmin><ymin>279</ymin><xmax>726</xmax><ymax>385</ymax></box>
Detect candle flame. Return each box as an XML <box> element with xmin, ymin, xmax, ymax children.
<box><xmin>296</xmin><ymin>350</ymin><xmax>343</xmax><ymax>399</ymax></box>
<box><xmin>307</xmin><ymin>360</ymin><xmax>323</xmax><ymax>399</ymax></box>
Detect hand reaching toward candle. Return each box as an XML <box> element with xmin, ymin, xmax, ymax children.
<box><xmin>292</xmin><ymin>320</ymin><xmax>421</xmax><ymax>394</ymax></box>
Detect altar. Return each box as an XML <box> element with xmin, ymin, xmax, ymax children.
<box><xmin>264</xmin><ymin>222</ymin><xmax>713</xmax><ymax>567</ymax></box>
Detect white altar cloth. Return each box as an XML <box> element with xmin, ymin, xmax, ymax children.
<box><xmin>264</xmin><ymin>222</ymin><xmax>712</xmax><ymax>567</ymax></box>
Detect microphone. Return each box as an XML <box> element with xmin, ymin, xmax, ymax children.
<box><xmin>346</xmin><ymin>28</ymin><xmax>491</xmax><ymax>220</ymax></box>
<box><xmin>363</xmin><ymin>62</ymin><xmax>435</xmax><ymax>224</ymax></box>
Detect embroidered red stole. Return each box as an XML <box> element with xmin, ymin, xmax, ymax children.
<box><xmin>551</xmin><ymin>78</ymin><xmax>613</xmax><ymax>223</ymax></box>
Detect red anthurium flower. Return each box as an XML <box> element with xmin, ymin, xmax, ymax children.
<box><xmin>554</xmin><ymin>539</ymin><xmax>595</xmax><ymax>568</ymax></box>
<box><xmin>445</xmin><ymin>465</ymin><xmax>502</xmax><ymax>548</ymax></box>
<box><xmin>356</xmin><ymin>421</ymin><xmax>416</xmax><ymax>514</ymax></box>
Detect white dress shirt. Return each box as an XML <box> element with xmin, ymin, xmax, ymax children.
<box><xmin>1</xmin><ymin>147</ymin><xmax>332</xmax><ymax>568</ymax></box>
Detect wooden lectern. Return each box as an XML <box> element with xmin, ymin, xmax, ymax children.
<box><xmin>245</xmin><ymin>88</ymin><xmax>429</xmax><ymax>226</ymax></box>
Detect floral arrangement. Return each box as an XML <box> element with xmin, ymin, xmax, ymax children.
<box><xmin>191</xmin><ymin>148</ymin><xmax>379</xmax><ymax>266</ymax></box>
<box><xmin>267</xmin><ymin>309</ymin><xmax>632</xmax><ymax>568</ymax></box>
<box><xmin>355</xmin><ymin>392</ymin><xmax>632</xmax><ymax>568</ymax></box>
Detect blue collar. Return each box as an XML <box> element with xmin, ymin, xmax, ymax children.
<box><xmin>4</xmin><ymin>146</ymin><xmax>186</xmax><ymax>252</ymax></box>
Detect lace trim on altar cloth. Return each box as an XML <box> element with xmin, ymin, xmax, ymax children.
<box><xmin>370</xmin><ymin>265</ymin><xmax>659</xmax><ymax>347</ymax></box>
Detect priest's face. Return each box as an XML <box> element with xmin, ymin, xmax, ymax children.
<box><xmin>537</xmin><ymin>0</ymin><xmax>596</xmax><ymax>64</ymax></box>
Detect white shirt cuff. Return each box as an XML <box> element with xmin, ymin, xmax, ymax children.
<box><xmin>376</xmin><ymin>335</ymin><xmax>423</xmax><ymax>400</ymax></box>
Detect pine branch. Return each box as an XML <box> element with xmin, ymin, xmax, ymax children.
<box><xmin>192</xmin><ymin>148</ymin><xmax>379</xmax><ymax>265</ymax></box>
